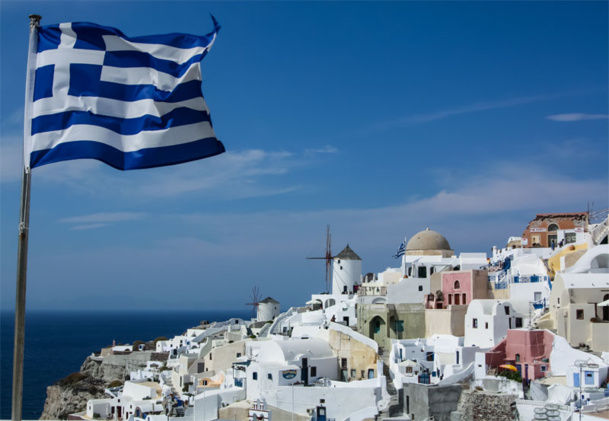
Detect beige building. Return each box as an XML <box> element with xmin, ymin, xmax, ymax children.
<box><xmin>549</xmin><ymin>272</ymin><xmax>609</xmax><ymax>351</ymax></box>
<box><xmin>327</xmin><ymin>323</ymin><xmax>379</xmax><ymax>381</ymax></box>
<box><xmin>357</xmin><ymin>302</ymin><xmax>426</xmax><ymax>350</ymax></box>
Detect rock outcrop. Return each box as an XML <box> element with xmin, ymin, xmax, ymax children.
<box><xmin>39</xmin><ymin>357</ymin><xmax>127</xmax><ymax>420</ymax></box>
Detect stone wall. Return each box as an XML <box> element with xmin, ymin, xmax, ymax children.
<box><xmin>454</xmin><ymin>389</ymin><xmax>518</xmax><ymax>421</ymax></box>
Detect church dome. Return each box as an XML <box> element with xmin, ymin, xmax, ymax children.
<box><xmin>406</xmin><ymin>228</ymin><xmax>451</xmax><ymax>252</ymax></box>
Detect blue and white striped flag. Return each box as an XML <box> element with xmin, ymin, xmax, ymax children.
<box><xmin>392</xmin><ymin>241</ymin><xmax>406</xmax><ymax>259</ymax></box>
<box><xmin>24</xmin><ymin>18</ymin><xmax>225</xmax><ymax>170</ymax></box>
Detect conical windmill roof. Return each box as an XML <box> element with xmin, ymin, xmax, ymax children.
<box><xmin>335</xmin><ymin>244</ymin><xmax>361</xmax><ymax>260</ymax></box>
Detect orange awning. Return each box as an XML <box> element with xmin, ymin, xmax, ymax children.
<box><xmin>499</xmin><ymin>364</ymin><xmax>518</xmax><ymax>371</ymax></box>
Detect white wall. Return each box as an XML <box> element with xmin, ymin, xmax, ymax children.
<box><xmin>333</xmin><ymin>257</ymin><xmax>362</xmax><ymax>295</ymax></box>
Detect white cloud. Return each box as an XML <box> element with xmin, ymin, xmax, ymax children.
<box><xmin>16</xmin><ymin>148</ymin><xmax>317</xmax><ymax>200</ymax></box>
<box><xmin>71</xmin><ymin>223</ymin><xmax>109</xmax><ymax>230</ymax></box>
<box><xmin>177</xmin><ymin>163</ymin><xmax>607</xmax><ymax>253</ymax></box>
<box><xmin>0</xmin><ymin>135</ymin><xmax>24</xmax><ymax>183</ymax></box>
<box><xmin>368</xmin><ymin>93</ymin><xmax>567</xmax><ymax>131</ymax></box>
<box><xmin>305</xmin><ymin>145</ymin><xmax>339</xmax><ymax>155</ymax></box>
<box><xmin>546</xmin><ymin>113</ymin><xmax>609</xmax><ymax>122</ymax></box>
<box><xmin>59</xmin><ymin>212</ymin><xmax>146</xmax><ymax>225</ymax></box>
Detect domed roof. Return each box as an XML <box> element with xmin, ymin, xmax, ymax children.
<box><xmin>406</xmin><ymin>228</ymin><xmax>451</xmax><ymax>251</ymax></box>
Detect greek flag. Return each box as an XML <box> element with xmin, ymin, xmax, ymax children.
<box><xmin>392</xmin><ymin>241</ymin><xmax>406</xmax><ymax>259</ymax></box>
<box><xmin>25</xmin><ymin>18</ymin><xmax>225</xmax><ymax>170</ymax></box>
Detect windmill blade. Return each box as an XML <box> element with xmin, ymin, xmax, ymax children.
<box><xmin>246</xmin><ymin>286</ymin><xmax>261</xmax><ymax>319</ymax></box>
<box><xmin>305</xmin><ymin>225</ymin><xmax>333</xmax><ymax>293</ymax></box>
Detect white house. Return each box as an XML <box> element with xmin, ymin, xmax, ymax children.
<box><xmin>245</xmin><ymin>338</ymin><xmax>338</xmax><ymax>401</ymax></box>
<box><xmin>464</xmin><ymin>299</ymin><xmax>531</xmax><ymax>348</ymax></box>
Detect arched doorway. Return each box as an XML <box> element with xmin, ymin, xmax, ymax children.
<box><xmin>369</xmin><ymin>316</ymin><xmax>386</xmax><ymax>345</ymax></box>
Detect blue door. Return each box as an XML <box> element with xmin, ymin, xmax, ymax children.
<box><xmin>574</xmin><ymin>372</ymin><xmax>580</xmax><ymax>388</ymax></box>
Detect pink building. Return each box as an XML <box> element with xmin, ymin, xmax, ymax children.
<box><xmin>485</xmin><ymin>329</ymin><xmax>554</xmax><ymax>380</ymax></box>
<box><xmin>426</xmin><ymin>269</ymin><xmax>487</xmax><ymax>308</ymax></box>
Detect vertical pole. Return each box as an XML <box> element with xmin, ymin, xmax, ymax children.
<box><xmin>11</xmin><ymin>168</ymin><xmax>31</xmax><ymax>421</ymax></box>
<box><xmin>579</xmin><ymin>365</ymin><xmax>583</xmax><ymax>421</ymax></box>
<box><xmin>12</xmin><ymin>14</ymin><xmax>40</xmax><ymax>421</ymax></box>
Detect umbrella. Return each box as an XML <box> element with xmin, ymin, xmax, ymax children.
<box><xmin>499</xmin><ymin>364</ymin><xmax>518</xmax><ymax>371</ymax></box>
<box><xmin>597</xmin><ymin>299</ymin><xmax>609</xmax><ymax>307</ymax></box>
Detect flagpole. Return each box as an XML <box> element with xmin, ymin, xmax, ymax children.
<box><xmin>12</xmin><ymin>14</ymin><xmax>40</xmax><ymax>421</ymax></box>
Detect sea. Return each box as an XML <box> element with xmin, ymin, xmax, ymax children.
<box><xmin>0</xmin><ymin>309</ymin><xmax>250</xmax><ymax>420</ymax></box>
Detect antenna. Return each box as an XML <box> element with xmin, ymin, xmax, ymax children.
<box><xmin>307</xmin><ymin>225</ymin><xmax>333</xmax><ymax>293</ymax></box>
<box><xmin>245</xmin><ymin>286</ymin><xmax>262</xmax><ymax>320</ymax></box>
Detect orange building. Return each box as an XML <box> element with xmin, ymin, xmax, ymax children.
<box><xmin>522</xmin><ymin>212</ymin><xmax>588</xmax><ymax>248</ymax></box>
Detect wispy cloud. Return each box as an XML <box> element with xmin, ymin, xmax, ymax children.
<box><xmin>59</xmin><ymin>212</ymin><xmax>147</xmax><ymax>230</ymax></box>
<box><xmin>546</xmin><ymin>113</ymin><xmax>609</xmax><ymax>122</ymax></box>
<box><xmin>305</xmin><ymin>145</ymin><xmax>339</xmax><ymax>155</ymax></box>
<box><xmin>71</xmin><ymin>223</ymin><xmax>110</xmax><ymax>230</ymax></box>
<box><xmin>0</xmin><ymin>135</ymin><xmax>24</xmax><ymax>183</ymax></box>
<box><xmin>365</xmin><ymin>90</ymin><xmax>600</xmax><ymax>132</ymax></box>
<box><xmin>11</xmin><ymin>147</ymin><xmax>327</xmax><ymax>200</ymax></box>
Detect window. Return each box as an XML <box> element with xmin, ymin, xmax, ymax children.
<box><xmin>408</xmin><ymin>267</ymin><xmax>412</xmax><ymax>276</ymax></box>
<box><xmin>516</xmin><ymin>354</ymin><xmax>520</xmax><ymax>363</ymax></box>
<box><xmin>237</xmin><ymin>353</ymin><xmax>242</xmax><ymax>358</ymax></box>
<box><xmin>515</xmin><ymin>318</ymin><xmax>523</xmax><ymax>328</ymax></box>
<box><xmin>462</xmin><ymin>293</ymin><xmax>466</xmax><ymax>304</ymax></box>
<box><xmin>418</xmin><ymin>266</ymin><xmax>427</xmax><ymax>278</ymax></box>
<box><xmin>534</xmin><ymin>292</ymin><xmax>542</xmax><ymax>302</ymax></box>
<box><xmin>454</xmin><ymin>280</ymin><xmax>460</xmax><ymax>289</ymax></box>
<box><xmin>395</xmin><ymin>320</ymin><xmax>404</xmax><ymax>332</ymax></box>
<box><xmin>548</xmin><ymin>224</ymin><xmax>558</xmax><ymax>232</ymax></box>
<box><xmin>426</xmin><ymin>352</ymin><xmax>434</xmax><ymax>362</ymax></box>
<box><xmin>209</xmin><ymin>353</ymin><xmax>212</xmax><ymax>360</ymax></box>
<box><xmin>252</xmin><ymin>372</ymin><xmax>258</xmax><ymax>380</ymax></box>
<box><xmin>504</xmin><ymin>306</ymin><xmax>510</xmax><ymax>315</ymax></box>
<box><xmin>406</xmin><ymin>366</ymin><xmax>413</xmax><ymax>374</ymax></box>
<box><xmin>473</xmin><ymin>318</ymin><xmax>478</xmax><ymax>328</ymax></box>
<box><xmin>485</xmin><ymin>322</ymin><xmax>489</xmax><ymax>329</ymax></box>
<box><xmin>368</xmin><ymin>369</ymin><xmax>375</xmax><ymax>379</ymax></box>
<box><xmin>418</xmin><ymin>285</ymin><xmax>423</xmax><ymax>292</ymax></box>
<box><xmin>311</xmin><ymin>367</ymin><xmax>317</xmax><ymax>377</ymax></box>
<box><xmin>541</xmin><ymin>365</ymin><xmax>547</xmax><ymax>372</ymax></box>
<box><xmin>341</xmin><ymin>358</ymin><xmax>348</xmax><ymax>369</ymax></box>
<box><xmin>565</xmin><ymin>232</ymin><xmax>576</xmax><ymax>244</ymax></box>
<box><xmin>576</xmin><ymin>309</ymin><xmax>584</xmax><ymax>320</ymax></box>
<box><xmin>268</xmin><ymin>373</ymin><xmax>272</xmax><ymax>380</ymax></box>
<box><xmin>448</xmin><ymin>295</ymin><xmax>452</xmax><ymax>305</ymax></box>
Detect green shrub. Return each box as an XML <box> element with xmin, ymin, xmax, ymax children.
<box><xmin>498</xmin><ymin>370</ymin><xmax>522</xmax><ymax>382</ymax></box>
<box><xmin>58</xmin><ymin>372</ymin><xmax>86</xmax><ymax>386</ymax></box>
<box><xmin>108</xmin><ymin>380</ymin><xmax>123</xmax><ymax>388</ymax></box>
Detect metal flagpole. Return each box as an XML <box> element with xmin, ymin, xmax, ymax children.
<box><xmin>12</xmin><ymin>14</ymin><xmax>40</xmax><ymax>421</ymax></box>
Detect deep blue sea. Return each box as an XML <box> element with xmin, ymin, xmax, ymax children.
<box><xmin>0</xmin><ymin>309</ymin><xmax>250</xmax><ymax>420</ymax></box>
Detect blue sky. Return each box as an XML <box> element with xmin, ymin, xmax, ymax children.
<box><xmin>1</xmin><ymin>1</ymin><xmax>607</xmax><ymax>311</ymax></box>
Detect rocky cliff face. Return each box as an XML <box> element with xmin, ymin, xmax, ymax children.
<box><xmin>39</xmin><ymin>357</ymin><xmax>127</xmax><ymax>420</ymax></box>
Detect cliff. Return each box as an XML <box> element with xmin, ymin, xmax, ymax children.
<box><xmin>39</xmin><ymin>357</ymin><xmax>127</xmax><ymax>420</ymax></box>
